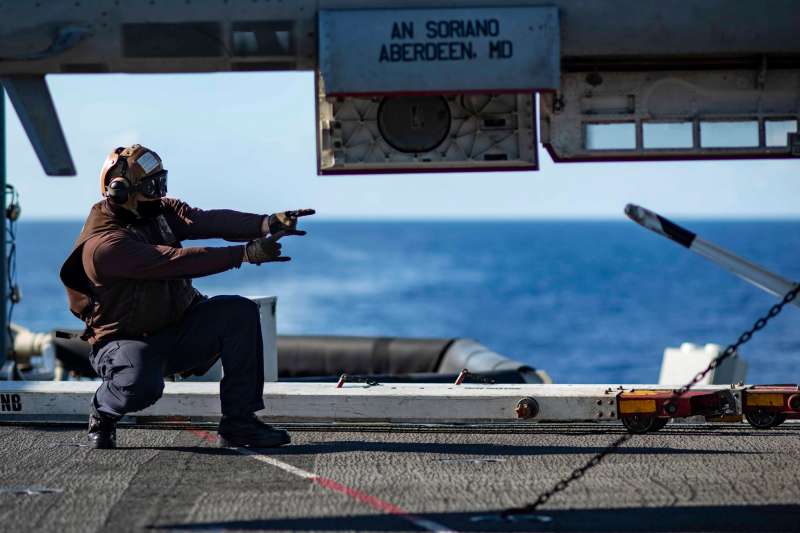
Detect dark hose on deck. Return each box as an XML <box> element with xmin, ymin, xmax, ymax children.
<box><xmin>49</xmin><ymin>332</ymin><xmax>548</xmax><ymax>384</ymax></box>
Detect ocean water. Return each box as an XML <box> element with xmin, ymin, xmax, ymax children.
<box><xmin>12</xmin><ymin>220</ymin><xmax>800</xmax><ymax>385</ymax></box>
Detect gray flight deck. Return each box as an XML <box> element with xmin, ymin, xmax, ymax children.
<box><xmin>0</xmin><ymin>422</ymin><xmax>799</xmax><ymax>532</ymax></box>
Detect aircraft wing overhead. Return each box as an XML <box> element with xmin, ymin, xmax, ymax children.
<box><xmin>0</xmin><ymin>0</ymin><xmax>798</xmax><ymax>175</ymax></box>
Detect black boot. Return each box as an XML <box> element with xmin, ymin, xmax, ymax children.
<box><xmin>88</xmin><ymin>407</ymin><xmax>117</xmax><ymax>449</ymax></box>
<box><xmin>217</xmin><ymin>414</ymin><xmax>290</xmax><ymax>448</ymax></box>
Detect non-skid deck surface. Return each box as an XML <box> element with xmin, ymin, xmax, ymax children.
<box><xmin>0</xmin><ymin>423</ymin><xmax>798</xmax><ymax>532</ymax></box>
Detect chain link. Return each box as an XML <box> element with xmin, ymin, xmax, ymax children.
<box><xmin>503</xmin><ymin>284</ymin><xmax>800</xmax><ymax>517</ymax></box>
<box><xmin>674</xmin><ymin>285</ymin><xmax>798</xmax><ymax>395</ymax></box>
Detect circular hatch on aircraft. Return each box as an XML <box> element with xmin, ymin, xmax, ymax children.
<box><xmin>377</xmin><ymin>96</ymin><xmax>451</xmax><ymax>153</ymax></box>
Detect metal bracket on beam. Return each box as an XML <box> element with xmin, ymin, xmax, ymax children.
<box><xmin>0</xmin><ymin>75</ymin><xmax>75</xmax><ymax>176</ymax></box>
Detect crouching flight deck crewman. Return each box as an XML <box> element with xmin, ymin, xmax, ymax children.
<box><xmin>60</xmin><ymin>144</ymin><xmax>315</xmax><ymax>449</ymax></box>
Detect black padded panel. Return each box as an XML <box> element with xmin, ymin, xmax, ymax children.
<box><xmin>50</xmin><ymin>333</ymin><xmax>454</xmax><ymax>379</ymax></box>
<box><xmin>277</xmin><ymin>336</ymin><xmax>454</xmax><ymax>377</ymax></box>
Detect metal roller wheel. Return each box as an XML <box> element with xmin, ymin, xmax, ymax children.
<box><xmin>773</xmin><ymin>414</ymin><xmax>788</xmax><ymax>427</ymax></box>
<box><xmin>745</xmin><ymin>409</ymin><xmax>786</xmax><ymax>429</ymax></box>
<box><xmin>650</xmin><ymin>417</ymin><xmax>669</xmax><ymax>432</ymax></box>
<box><xmin>621</xmin><ymin>414</ymin><xmax>663</xmax><ymax>434</ymax></box>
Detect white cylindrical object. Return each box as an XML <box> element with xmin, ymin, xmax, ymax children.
<box><xmin>627</xmin><ymin>204</ymin><xmax>799</xmax><ymax>306</ymax></box>
<box><xmin>691</xmin><ymin>237</ymin><xmax>799</xmax><ymax>306</ymax></box>
<box><xmin>10</xmin><ymin>323</ymin><xmax>53</xmax><ymax>357</ymax></box>
<box><xmin>27</xmin><ymin>342</ymin><xmax>56</xmax><ymax>380</ymax></box>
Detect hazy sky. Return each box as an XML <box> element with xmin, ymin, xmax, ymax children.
<box><xmin>5</xmin><ymin>72</ymin><xmax>800</xmax><ymax>221</ymax></box>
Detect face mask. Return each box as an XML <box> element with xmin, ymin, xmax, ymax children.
<box><xmin>136</xmin><ymin>199</ymin><xmax>162</xmax><ymax>219</ymax></box>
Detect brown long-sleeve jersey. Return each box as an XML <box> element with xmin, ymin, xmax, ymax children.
<box><xmin>82</xmin><ymin>199</ymin><xmax>260</xmax><ymax>283</ymax></box>
<box><xmin>61</xmin><ymin>198</ymin><xmax>266</xmax><ymax>343</ymax></box>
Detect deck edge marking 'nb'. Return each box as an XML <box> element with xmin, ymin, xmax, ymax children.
<box><xmin>188</xmin><ymin>430</ymin><xmax>456</xmax><ymax>533</ymax></box>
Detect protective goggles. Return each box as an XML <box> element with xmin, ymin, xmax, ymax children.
<box><xmin>136</xmin><ymin>170</ymin><xmax>168</xmax><ymax>199</ymax></box>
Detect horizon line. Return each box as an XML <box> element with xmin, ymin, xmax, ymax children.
<box><xmin>16</xmin><ymin>215</ymin><xmax>800</xmax><ymax>223</ymax></box>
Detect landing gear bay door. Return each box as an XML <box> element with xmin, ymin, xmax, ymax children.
<box><xmin>316</xmin><ymin>7</ymin><xmax>560</xmax><ymax>174</ymax></box>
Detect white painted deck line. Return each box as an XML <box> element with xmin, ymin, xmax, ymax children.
<box><xmin>190</xmin><ymin>429</ymin><xmax>456</xmax><ymax>533</ymax></box>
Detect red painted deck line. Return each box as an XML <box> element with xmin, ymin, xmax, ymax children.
<box><xmin>188</xmin><ymin>430</ymin><xmax>456</xmax><ymax>532</ymax></box>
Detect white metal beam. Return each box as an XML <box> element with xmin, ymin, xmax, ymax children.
<box><xmin>0</xmin><ymin>381</ymin><xmax>743</xmax><ymax>423</ymax></box>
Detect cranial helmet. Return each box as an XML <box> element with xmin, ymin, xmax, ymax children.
<box><xmin>100</xmin><ymin>144</ymin><xmax>167</xmax><ymax>204</ymax></box>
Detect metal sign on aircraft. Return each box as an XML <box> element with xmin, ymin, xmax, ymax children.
<box><xmin>319</xmin><ymin>7</ymin><xmax>560</xmax><ymax>95</ymax></box>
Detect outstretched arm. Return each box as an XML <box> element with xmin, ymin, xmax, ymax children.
<box><xmin>164</xmin><ymin>198</ymin><xmax>266</xmax><ymax>242</ymax></box>
<box><xmin>90</xmin><ymin>232</ymin><xmax>245</xmax><ymax>281</ymax></box>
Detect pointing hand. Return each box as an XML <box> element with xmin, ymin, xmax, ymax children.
<box><xmin>268</xmin><ymin>208</ymin><xmax>316</xmax><ymax>236</ymax></box>
<box><xmin>244</xmin><ymin>231</ymin><xmax>295</xmax><ymax>264</ymax></box>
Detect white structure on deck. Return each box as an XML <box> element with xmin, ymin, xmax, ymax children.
<box><xmin>659</xmin><ymin>343</ymin><xmax>748</xmax><ymax>386</ymax></box>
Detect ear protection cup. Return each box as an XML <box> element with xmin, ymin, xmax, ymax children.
<box><xmin>102</xmin><ymin>147</ymin><xmax>129</xmax><ymax>203</ymax></box>
<box><xmin>100</xmin><ymin>145</ymin><xmax>165</xmax><ymax>203</ymax></box>
<box><xmin>106</xmin><ymin>177</ymin><xmax>130</xmax><ymax>204</ymax></box>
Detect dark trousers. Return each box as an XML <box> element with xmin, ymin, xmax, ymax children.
<box><xmin>90</xmin><ymin>295</ymin><xmax>265</xmax><ymax>419</ymax></box>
